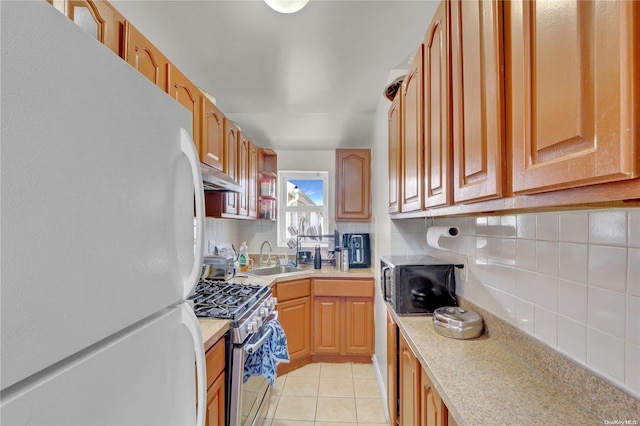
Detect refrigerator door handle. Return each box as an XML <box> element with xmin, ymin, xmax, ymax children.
<box><xmin>180</xmin><ymin>302</ymin><xmax>206</xmax><ymax>426</ymax></box>
<box><xmin>180</xmin><ymin>128</ymin><xmax>205</xmax><ymax>299</ymax></box>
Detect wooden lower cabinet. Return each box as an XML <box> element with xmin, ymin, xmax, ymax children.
<box><xmin>386</xmin><ymin>309</ymin><xmax>398</xmax><ymax>426</ymax></box>
<box><xmin>397</xmin><ymin>329</ymin><xmax>453</xmax><ymax>426</ymax></box>
<box><xmin>203</xmin><ymin>337</ymin><xmax>225</xmax><ymax>426</ymax></box>
<box><xmin>399</xmin><ymin>333</ymin><xmax>420</xmax><ymax>426</ymax></box>
<box><xmin>275</xmin><ymin>279</ymin><xmax>312</xmax><ymax>375</ymax></box>
<box><xmin>421</xmin><ymin>368</ymin><xmax>448</xmax><ymax>426</ymax></box>
<box><xmin>312</xmin><ymin>279</ymin><xmax>374</xmax><ymax>357</ymax></box>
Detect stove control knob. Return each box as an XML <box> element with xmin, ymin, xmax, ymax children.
<box><xmin>268</xmin><ymin>297</ymin><xmax>278</xmax><ymax>309</ymax></box>
<box><xmin>247</xmin><ymin>318</ymin><xmax>261</xmax><ymax>334</ymax></box>
<box><xmin>260</xmin><ymin>308</ymin><xmax>268</xmax><ymax>318</ymax></box>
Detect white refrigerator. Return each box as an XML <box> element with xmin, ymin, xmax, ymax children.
<box><xmin>1</xmin><ymin>2</ymin><xmax>207</xmax><ymax>425</ymax></box>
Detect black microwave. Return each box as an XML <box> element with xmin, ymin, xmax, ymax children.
<box><xmin>380</xmin><ymin>255</ymin><xmax>463</xmax><ymax>314</ymax></box>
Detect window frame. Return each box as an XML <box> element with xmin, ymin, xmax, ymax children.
<box><xmin>277</xmin><ymin>170</ymin><xmax>329</xmax><ymax>248</ymax></box>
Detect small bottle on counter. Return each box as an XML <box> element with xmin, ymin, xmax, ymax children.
<box><xmin>314</xmin><ymin>245</ymin><xmax>322</xmax><ymax>269</ymax></box>
<box><xmin>335</xmin><ymin>247</ymin><xmax>342</xmax><ymax>270</ymax></box>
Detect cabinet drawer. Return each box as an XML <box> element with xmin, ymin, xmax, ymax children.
<box><xmin>313</xmin><ymin>279</ymin><xmax>374</xmax><ymax>298</ymax></box>
<box><xmin>205</xmin><ymin>337</ymin><xmax>225</xmax><ymax>390</ymax></box>
<box><xmin>276</xmin><ymin>279</ymin><xmax>311</xmax><ymax>302</ymax></box>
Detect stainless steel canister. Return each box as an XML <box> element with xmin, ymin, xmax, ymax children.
<box><xmin>341</xmin><ymin>249</ymin><xmax>349</xmax><ymax>272</ymax></box>
<box><xmin>335</xmin><ymin>247</ymin><xmax>342</xmax><ymax>270</ymax></box>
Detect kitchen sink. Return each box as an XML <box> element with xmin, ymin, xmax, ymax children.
<box><xmin>245</xmin><ymin>265</ymin><xmax>305</xmax><ymax>276</ymax></box>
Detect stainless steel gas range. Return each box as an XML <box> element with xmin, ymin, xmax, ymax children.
<box><xmin>189</xmin><ymin>279</ymin><xmax>277</xmax><ymax>426</ymax></box>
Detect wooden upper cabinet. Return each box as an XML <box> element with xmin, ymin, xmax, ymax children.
<box><xmin>506</xmin><ymin>0</ymin><xmax>639</xmax><ymax>194</ymax></box>
<box><xmin>248</xmin><ymin>142</ymin><xmax>259</xmax><ymax>219</ymax></box>
<box><xmin>450</xmin><ymin>0</ymin><xmax>505</xmax><ymax>203</ymax></box>
<box><xmin>388</xmin><ymin>96</ymin><xmax>401</xmax><ymax>214</ymax></box>
<box><xmin>423</xmin><ymin>1</ymin><xmax>451</xmax><ymax>208</ymax></box>
<box><xmin>222</xmin><ymin>118</ymin><xmax>239</xmax><ymax>215</ymax></box>
<box><xmin>237</xmin><ymin>133</ymin><xmax>250</xmax><ymax>217</ymax></box>
<box><xmin>201</xmin><ymin>96</ymin><xmax>225</xmax><ymax>171</ymax></box>
<box><xmin>62</xmin><ymin>0</ymin><xmax>124</xmax><ymax>55</ymax></box>
<box><xmin>336</xmin><ymin>149</ymin><xmax>371</xmax><ymax>221</ymax></box>
<box><xmin>167</xmin><ymin>64</ymin><xmax>200</xmax><ymax>148</ymax></box>
<box><xmin>123</xmin><ymin>21</ymin><xmax>168</xmax><ymax>91</ymax></box>
<box><xmin>400</xmin><ymin>46</ymin><xmax>424</xmax><ymax>213</ymax></box>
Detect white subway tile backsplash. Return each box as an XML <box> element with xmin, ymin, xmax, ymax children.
<box><xmin>587</xmin><ymin>327</ymin><xmax>625</xmax><ymax>383</ymax></box>
<box><xmin>559</xmin><ymin>211</ymin><xmax>589</xmax><ymax>243</ymax></box>
<box><xmin>627</xmin><ymin>295</ymin><xmax>640</xmax><ymax>345</ymax></box>
<box><xmin>516</xmin><ymin>214</ymin><xmax>536</xmax><ymax>239</ymax></box>
<box><xmin>515</xmin><ymin>298</ymin><xmax>535</xmax><ymax>333</ymax></box>
<box><xmin>534</xmin><ymin>307</ymin><xmax>558</xmax><ymax>346</ymax></box>
<box><xmin>629</xmin><ymin>209</ymin><xmax>640</xmax><ymax>248</ymax></box>
<box><xmin>514</xmin><ymin>269</ymin><xmax>536</xmax><ymax>302</ymax></box>
<box><xmin>587</xmin><ymin>287</ymin><xmax>625</xmax><ymax>339</ymax></box>
<box><xmin>627</xmin><ymin>343</ymin><xmax>640</xmax><ymax>392</ymax></box>
<box><xmin>516</xmin><ymin>239</ymin><xmax>536</xmax><ymax>271</ymax></box>
<box><xmin>590</xmin><ymin>210</ymin><xmax>627</xmax><ymax>246</ymax></box>
<box><xmin>628</xmin><ymin>248</ymin><xmax>640</xmax><ymax>297</ymax></box>
<box><xmin>557</xmin><ymin>279</ymin><xmax>588</xmax><ymax>323</ymax></box>
<box><xmin>536</xmin><ymin>213</ymin><xmax>559</xmax><ymax>241</ymax></box>
<box><xmin>558</xmin><ymin>243</ymin><xmax>588</xmax><ymax>283</ymax></box>
<box><xmin>558</xmin><ymin>316</ymin><xmax>587</xmax><ymax>363</ymax></box>
<box><xmin>534</xmin><ymin>274</ymin><xmax>558</xmax><ymax>311</ymax></box>
<box><xmin>389</xmin><ymin>208</ymin><xmax>640</xmax><ymax>396</ymax></box>
<box><xmin>501</xmin><ymin>215</ymin><xmax>517</xmax><ymax>238</ymax></box>
<box><xmin>501</xmin><ymin>239</ymin><xmax>517</xmax><ymax>266</ymax></box>
<box><xmin>535</xmin><ymin>241</ymin><xmax>559</xmax><ymax>276</ymax></box>
<box><xmin>588</xmin><ymin>245</ymin><xmax>627</xmax><ymax>292</ymax></box>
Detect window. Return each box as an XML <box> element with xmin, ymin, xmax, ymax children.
<box><xmin>277</xmin><ymin>171</ymin><xmax>329</xmax><ymax>248</ymax></box>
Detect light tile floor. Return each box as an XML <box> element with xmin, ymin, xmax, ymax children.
<box><xmin>265</xmin><ymin>362</ymin><xmax>390</xmax><ymax>426</ymax></box>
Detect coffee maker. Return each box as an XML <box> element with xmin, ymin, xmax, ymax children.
<box><xmin>342</xmin><ymin>233</ymin><xmax>371</xmax><ymax>268</ymax></box>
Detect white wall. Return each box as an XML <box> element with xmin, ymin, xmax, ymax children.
<box><xmin>391</xmin><ymin>210</ymin><xmax>640</xmax><ymax>398</ymax></box>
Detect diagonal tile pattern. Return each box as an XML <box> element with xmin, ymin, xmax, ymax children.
<box><xmin>265</xmin><ymin>362</ymin><xmax>390</xmax><ymax>426</ymax></box>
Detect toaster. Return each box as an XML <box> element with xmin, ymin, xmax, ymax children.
<box><xmin>201</xmin><ymin>256</ymin><xmax>234</xmax><ymax>281</ymax></box>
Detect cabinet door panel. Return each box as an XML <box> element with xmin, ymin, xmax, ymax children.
<box><xmin>123</xmin><ymin>22</ymin><xmax>167</xmax><ymax>90</ymax></box>
<box><xmin>206</xmin><ymin>372</ymin><xmax>225</xmax><ymax>426</ymax></box>
<box><xmin>65</xmin><ymin>0</ymin><xmax>123</xmax><ymax>56</ymax></box>
<box><xmin>167</xmin><ymin>64</ymin><xmax>200</xmax><ymax>148</ymax></box>
<box><xmin>399</xmin><ymin>334</ymin><xmax>420</xmax><ymax>426</ymax></box>
<box><xmin>506</xmin><ymin>0</ymin><xmax>639</xmax><ymax>193</ymax></box>
<box><xmin>222</xmin><ymin>119</ymin><xmax>239</xmax><ymax>214</ymax></box>
<box><xmin>278</xmin><ymin>297</ymin><xmax>311</xmax><ymax>361</ymax></box>
<box><xmin>400</xmin><ymin>47</ymin><xmax>424</xmax><ymax>213</ymax></box>
<box><xmin>451</xmin><ymin>0</ymin><xmax>505</xmax><ymax>203</ymax></box>
<box><xmin>201</xmin><ymin>97</ymin><xmax>224</xmax><ymax>171</ymax></box>
<box><xmin>421</xmin><ymin>369</ymin><xmax>446</xmax><ymax>426</ymax></box>
<box><xmin>345</xmin><ymin>299</ymin><xmax>373</xmax><ymax>354</ymax></box>
<box><xmin>248</xmin><ymin>142</ymin><xmax>258</xmax><ymax>219</ymax></box>
<box><xmin>386</xmin><ymin>310</ymin><xmax>398</xmax><ymax>426</ymax></box>
<box><xmin>313</xmin><ymin>298</ymin><xmax>341</xmax><ymax>354</ymax></box>
<box><xmin>423</xmin><ymin>1</ymin><xmax>451</xmax><ymax>208</ymax></box>
<box><xmin>238</xmin><ymin>134</ymin><xmax>249</xmax><ymax>217</ymax></box>
<box><xmin>336</xmin><ymin>149</ymin><xmax>371</xmax><ymax>221</ymax></box>
<box><xmin>388</xmin><ymin>97</ymin><xmax>401</xmax><ymax>213</ymax></box>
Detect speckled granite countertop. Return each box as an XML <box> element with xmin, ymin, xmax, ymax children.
<box><xmin>393</xmin><ymin>311</ymin><xmax>603</xmax><ymax>426</ymax></box>
<box><xmin>198</xmin><ymin>265</ymin><xmax>374</xmax><ymax>351</ymax></box>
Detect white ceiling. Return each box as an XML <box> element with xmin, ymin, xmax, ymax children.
<box><xmin>111</xmin><ymin>0</ymin><xmax>438</xmax><ymax>150</ymax></box>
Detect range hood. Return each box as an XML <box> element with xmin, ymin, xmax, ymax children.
<box><xmin>201</xmin><ymin>164</ymin><xmax>241</xmax><ymax>192</ymax></box>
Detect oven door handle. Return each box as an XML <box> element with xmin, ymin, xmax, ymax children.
<box><xmin>245</xmin><ymin>327</ymin><xmax>273</xmax><ymax>355</ymax></box>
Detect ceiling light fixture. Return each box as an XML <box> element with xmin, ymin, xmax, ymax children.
<box><xmin>264</xmin><ymin>0</ymin><xmax>310</xmax><ymax>14</ymax></box>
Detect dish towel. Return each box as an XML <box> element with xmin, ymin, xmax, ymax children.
<box><xmin>243</xmin><ymin>319</ymin><xmax>290</xmax><ymax>385</ymax></box>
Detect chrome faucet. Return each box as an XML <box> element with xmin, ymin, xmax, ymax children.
<box><xmin>258</xmin><ymin>240</ymin><xmax>272</xmax><ymax>267</ymax></box>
